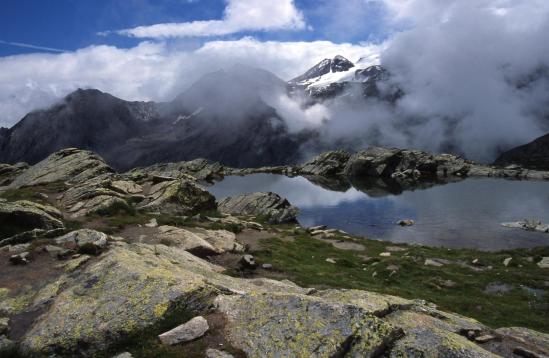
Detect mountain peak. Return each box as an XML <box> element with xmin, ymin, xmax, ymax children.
<box><xmin>290</xmin><ymin>55</ymin><xmax>355</xmax><ymax>84</ymax></box>
<box><xmin>331</xmin><ymin>55</ymin><xmax>354</xmax><ymax>73</ymax></box>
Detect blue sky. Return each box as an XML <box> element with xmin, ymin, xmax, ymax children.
<box><xmin>0</xmin><ymin>0</ymin><xmax>389</xmax><ymax>57</ymax></box>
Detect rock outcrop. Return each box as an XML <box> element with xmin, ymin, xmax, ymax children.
<box><xmin>8</xmin><ymin>148</ymin><xmax>113</xmax><ymax>188</ymax></box>
<box><xmin>0</xmin><ymin>200</ymin><xmax>64</xmax><ymax>243</ymax></box>
<box><xmin>137</xmin><ymin>179</ymin><xmax>216</xmax><ymax>215</ymax></box>
<box><xmin>299</xmin><ymin>150</ymin><xmax>351</xmax><ymax>177</ymax></box>
<box><xmin>126</xmin><ymin>159</ymin><xmax>226</xmax><ymax>183</ymax></box>
<box><xmin>0</xmin><ymin>163</ymin><xmax>28</xmax><ymax>186</ymax></box>
<box><xmin>218</xmin><ymin>192</ymin><xmax>299</xmax><ymax>224</ymax></box>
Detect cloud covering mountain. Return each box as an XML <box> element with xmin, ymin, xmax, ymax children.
<box><xmin>1</xmin><ymin>0</ymin><xmax>549</xmax><ymax>162</ymax></box>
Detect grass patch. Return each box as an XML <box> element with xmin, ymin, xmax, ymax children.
<box><xmin>0</xmin><ymin>181</ymin><xmax>67</xmax><ymax>203</ymax></box>
<box><xmin>252</xmin><ymin>231</ymin><xmax>549</xmax><ymax>333</ymax></box>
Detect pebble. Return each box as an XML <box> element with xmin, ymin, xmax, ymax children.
<box><xmin>503</xmin><ymin>257</ymin><xmax>512</xmax><ymax>267</ymax></box>
<box><xmin>325</xmin><ymin>258</ymin><xmax>337</xmax><ymax>264</ymax></box>
<box><xmin>379</xmin><ymin>252</ymin><xmax>391</xmax><ymax>257</ymax></box>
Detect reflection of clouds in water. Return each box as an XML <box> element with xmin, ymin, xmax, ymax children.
<box><xmin>210</xmin><ymin>174</ymin><xmax>549</xmax><ymax>250</ymax></box>
<box><xmin>210</xmin><ymin>174</ymin><xmax>371</xmax><ymax>208</ymax></box>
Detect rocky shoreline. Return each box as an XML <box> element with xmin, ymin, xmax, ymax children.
<box><xmin>0</xmin><ymin>148</ymin><xmax>548</xmax><ymax>357</ymax></box>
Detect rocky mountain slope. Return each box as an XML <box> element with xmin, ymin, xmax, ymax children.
<box><xmin>288</xmin><ymin>55</ymin><xmax>400</xmax><ymax>102</ymax></box>
<box><xmin>494</xmin><ymin>133</ymin><xmax>549</xmax><ymax>170</ymax></box>
<box><xmin>0</xmin><ymin>56</ymin><xmax>402</xmax><ymax>172</ymax></box>
<box><xmin>0</xmin><ymin>66</ymin><xmax>307</xmax><ymax>171</ymax></box>
<box><xmin>0</xmin><ymin>148</ymin><xmax>548</xmax><ymax>357</ymax></box>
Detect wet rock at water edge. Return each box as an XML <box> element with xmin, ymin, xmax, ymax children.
<box><xmin>158</xmin><ymin>316</ymin><xmax>209</xmax><ymax>345</ymax></box>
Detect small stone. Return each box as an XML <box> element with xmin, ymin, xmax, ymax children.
<box><xmin>538</xmin><ymin>257</ymin><xmax>549</xmax><ymax>269</ymax></box>
<box><xmin>44</xmin><ymin>245</ymin><xmax>64</xmax><ymax>258</ymax></box>
<box><xmin>205</xmin><ymin>348</ymin><xmax>235</xmax><ymax>358</ymax></box>
<box><xmin>308</xmin><ymin>225</ymin><xmax>327</xmax><ymax>232</ymax></box>
<box><xmin>112</xmin><ymin>353</ymin><xmax>133</xmax><ymax>358</ymax></box>
<box><xmin>7</xmin><ymin>243</ymin><xmax>30</xmax><ymax>253</ymax></box>
<box><xmin>503</xmin><ymin>257</ymin><xmax>512</xmax><ymax>267</ymax></box>
<box><xmin>372</xmin><ymin>271</ymin><xmax>378</xmax><ymax>278</ymax></box>
<box><xmin>474</xmin><ymin>334</ymin><xmax>496</xmax><ymax>343</ymax></box>
<box><xmin>261</xmin><ymin>263</ymin><xmax>273</xmax><ymax>270</ymax></box>
<box><xmin>0</xmin><ymin>317</ymin><xmax>9</xmax><ymax>335</ymax></box>
<box><xmin>424</xmin><ymin>259</ymin><xmax>444</xmax><ymax>267</ymax></box>
<box><xmin>396</xmin><ymin>219</ymin><xmax>415</xmax><ymax>226</ymax></box>
<box><xmin>325</xmin><ymin>258</ymin><xmax>337</xmax><ymax>264</ymax></box>
<box><xmin>379</xmin><ymin>252</ymin><xmax>391</xmax><ymax>257</ymax></box>
<box><xmin>386</xmin><ymin>264</ymin><xmax>399</xmax><ymax>271</ymax></box>
<box><xmin>145</xmin><ymin>218</ymin><xmax>158</xmax><ymax>228</ymax></box>
<box><xmin>9</xmin><ymin>252</ymin><xmax>30</xmax><ymax>265</ymax></box>
<box><xmin>158</xmin><ymin>316</ymin><xmax>209</xmax><ymax>345</ymax></box>
<box><xmin>239</xmin><ymin>254</ymin><xmax>256</xmax><ymax>269</ymax></box>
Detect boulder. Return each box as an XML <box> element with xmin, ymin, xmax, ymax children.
<box><xmin>218</xmin><ymin>192</ymin><xmax>299</xmax><ymax>224</ymax></box>
<box><xmin>156</xmin><ymin>226</ymin><xmax>220</xmax><ymax>256</ymax></box>
<box><xmin>193</xmin><ymin>228</ymin><xmax>244</xmax><ymax>253</ymax></box>
<box><xmin>214</xmin><ymin>292</ymin><xmax>402</xmax><ymax>357</ymax></box>
<box><xmin>158</xmin><ymin>316</ymin><xmax>209</xmax><ymax>345</ymax></box>
<box><xmin>54</xmin><ymin>229</ymin><xmax>108</xmax><ymax>254</ymax></box>
<box><xmin>0</xmin><ymin>317</ymin><xmax>8</xmax><ymax>335</ymax></box>
<box><xmin>9</xmin><ymin>148</ymin><xmax>113</xmax><ymax>188</ymax></box>
<box><xmin>137</xmin><ymin>179</ymin><xmax>216</xmax><ymax>215</ymax></box>
<box><xmin>0</xmin><ymin>200</ymin><xmax>64</xmax><ymax>242</ymax></box>
<box><xmin>538</xmin><ymin>257</ymin><xmax>549</xmax><ymax>269</ymax></box>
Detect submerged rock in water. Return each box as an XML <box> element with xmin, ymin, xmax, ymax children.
<box><xmin>218</xmin><ymin>192</ymin><xmax>299</xmax><ymax>224</ymax></box>
<box><xmin>502</xmin><ymin>220</ymin><xmax>549</xmax><ymax>233</ymax></box>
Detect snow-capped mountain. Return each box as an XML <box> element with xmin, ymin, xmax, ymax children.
<box><xmin>288</xmin><ymin>55</ymin><xmax>399</xmax><ymax>102</ymax></box>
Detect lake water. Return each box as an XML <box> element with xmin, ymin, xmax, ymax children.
<box><xmin>207</xmin><ymin>174</ymin><xmax>549</xmax><ymax>251</ymax></box>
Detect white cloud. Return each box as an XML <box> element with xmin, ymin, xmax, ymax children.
<box><xmin>117</xmin><ymin>0</ymin><xmax>306</xmax><ymax>38</ymax></box>
<box><xmin>0</xmin><ymin>38</ymin><xmax>377</xmax><ymax>127</ymax></box>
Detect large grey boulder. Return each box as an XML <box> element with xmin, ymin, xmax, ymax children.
<box><xmin>9</xmin><ymin>148</ymin><xmax>113</xmax><ymax>188</ymax></box>
<box><xmin>137</xmin><ymin>179</ymin><xmax>216</xmax><ymax>215</ymax></box>
<box><xmin>218</xmin><ymin>192</ymin><xmax>299</xmax><ymax>224</ymax></box>
<box><xmin>0</xmin><ymin>200</ymin><xmax>64</xmax><ymax>243</ymax></box>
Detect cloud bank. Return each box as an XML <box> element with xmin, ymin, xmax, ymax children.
<box><xmin>1</xmin><ymin>0</ymin><xmax>549</xmax><ymax>163</ymax></box>
<box><xmin>117</xmin><ymin>0</ymin><xmax>306</xmax><ymax>38</ymax></box>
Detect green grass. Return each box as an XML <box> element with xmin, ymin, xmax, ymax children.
<box><xmin>0</xmin><ymin>181</ymin><xmax>67</xmax><ymax>203</ymax></box>
<box><xmin>251</xmin><ymin>230</ymin><xmax>549</xmax><ymax>333</ymax></box>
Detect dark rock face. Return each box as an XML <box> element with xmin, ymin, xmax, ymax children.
<box><xmin>494</xmin><ymin>133</ymin><xmax>549</xmax><ymax>170</ymax></box>
<box><xmin>0</xmin><ymin>81</ymin><xmax>306</xmax><ymax>171</ymax></box>
<box><xmin>0</xmin><ymin>89</ymin><xmax>162</xmax><ymax>167</ymax></box>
